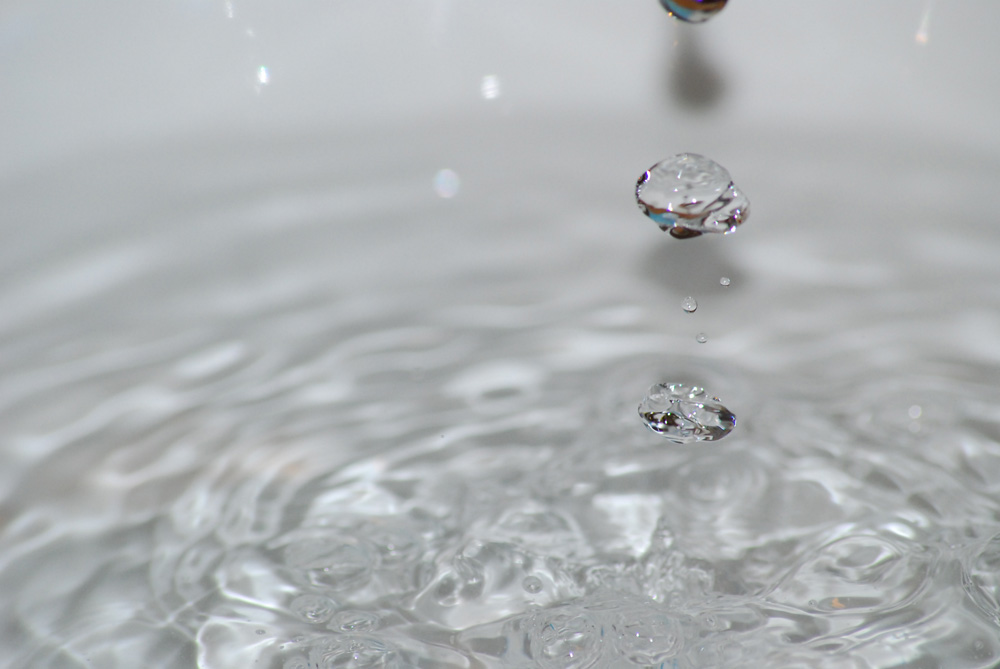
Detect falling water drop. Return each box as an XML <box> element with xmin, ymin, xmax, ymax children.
<box><xmin>719</xmin><ymin>276</ymin><xmax>731</xmax><ymax>286</ymax></box>
<box><xmin>659</xmin><ymin>0</ymin><xmax>728</xmax><ymax>23</ymax></box>
<box><xmin>681</xmin><ymin>296</ymin><xmax>698</xmax><ymax>313</ymax></box>
<box><xmin>636</xmin><ymin>153</ymin><xmax>749</xmax><ymax>238</ymax></box>
<box><xmin>638</xmin><ymin>383</ymin><xmax>736</xmax><ymax>443</ymax></box>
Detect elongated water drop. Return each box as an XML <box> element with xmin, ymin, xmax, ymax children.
<box><xmin>636</xmin><ymin>153</ymin><xmax>749</xmax><ymax>238</ymax></box>
<box><xmin>659</xmin><ymin>0</ymin><xmax>728</xmax><ymax>23</ymax></box>
<box><xmin>638</xmin><ymin>383</ymin><xmax>735</xmax><ymax>443</ymax></box>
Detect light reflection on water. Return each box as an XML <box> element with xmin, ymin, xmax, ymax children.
<box><xmin>3</xmin><ymin>120</ymin><xmax>1000</xmax><ymax>668</ymax></box>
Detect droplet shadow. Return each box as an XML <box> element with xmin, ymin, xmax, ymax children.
<box><xmin>666</xmin><ymin>23</ymin><xmax>726</xmax><ymax>111</ymax></box>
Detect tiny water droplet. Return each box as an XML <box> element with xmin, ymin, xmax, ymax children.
<box><xmin>636</xmin><ymin>153</ymin><xmax>749</xmax><ymax>237</ymax></box>
<box><xmin>659</xmin><ymin>0</ymin><xmax>728</xmax><ymax>23</ymax></box>
<box><xmin>681</xmin><ymin>296</ymin><xmax>698</xmax><ymax>313</ymax></box>
<box><xmin>638</xmin><ymin>383</ymin><xmax>736</xmax><ymax>443</ymax></box>
<box><xmin>719</xmin><ymin>276</ymin><xmax>730</xmax><ymax>286</ymax></box>
<box><xmin>433</xmin><ymin>169</ymin><xmax>461</xmax><ymax>199</ymax></box>
<box><xmin>695</xmin><ymin>333</ymin><xmax>708</xmax><ymax>343</ymax></box>
<box><xmin>523</xmin><ymin>575</ymin><xmax>544</xmax><ymax>593</ymax></box>
<box><xmin>480</xmin><ymin>74</ymin><xmax>501</xmax><ymax>100</ymax></box>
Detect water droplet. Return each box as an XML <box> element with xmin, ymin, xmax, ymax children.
<box><xmin>695</xmin><ymin>333</ymin><xmax>708</xmax><ymax>344</ymax></box>
<box><xmin>681</xmin><ymin>296</ymin><xmax>698</xmax><ymax>313</ymax></box>
<box><xmin>659</xmin><ymin>0</ymin><xmax>728</xmax><ymax>23</ymax></box>
<box><xmin>257</xmin><ymin>65</ymin><xmax>270</xmax><ymax>85</ymax></box>
<box><xmin>256</xmin><ymin>628</ymin><xmax>267</xmax><ymax>635</ymax></box>
<box><xmin>522</xmin><ymin>575</ymin><xmax>544</xmax><ymax>593</ymax></box>
<box><xmin>719</xmin><ymin>276</ymin><xmax>731</xmax><ymax>286</ymax></box>
<box><xmin>480</xmin><ymin>74</ymin><xmax>501</xmax><ymax>100</ymax></box>
<box><xmin>638</xmin><ymin>383</ymin><xmax>736</xmax><ymax>443</ymax></box>
<box><xmin>290</xmin><ymin>594</ymin><xmax>338</xmax><ymax>624</ymax></box>
<box><xmin>433</xmin><ymin>169</ymin><xmax>461</xmax><ymax>198</ymax></box>
<box><xmin>636</xmin><ymin>153</ymin><xmax>749</xmax><ymax>237</ymax></box>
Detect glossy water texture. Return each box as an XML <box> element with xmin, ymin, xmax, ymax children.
<box><xmin>659</xmin><ymin>0</ymin><xmax>728</xmax><ymax>23</ymax></box>
<box><xmin>636</xmin><ymin>153</ymin><xmax>749</xmax><ymax>238</ymax></box>
<box><xmin>638</xmin><ymin>383</ymin><xmax>735</xmax><ymax>443</ymax></box>
<box><xmin>4</xmin><ymin>121</ymin><xmax>1000</xmax><ymax>668</ymax></box>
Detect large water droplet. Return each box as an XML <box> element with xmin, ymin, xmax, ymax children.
<box><xmin>719</xmin><ymin>276</ymin><xmax>731</xmax><ymax>286</ymax></box>
<box><xmin>659</xmin><ymin>0</ymin><xmax>728</xmax><ymax>23</ymax></box>
<box><xmin>681</xmin><ymin>296</ymin><xmax>698</xmax><ymax>313</ymax></box>
<box><xmin>638</xmin><ymin>383</ymin><xmax>736</xmax><ymax>443</ymax></box>
<box><xmin>636</xmin><ymin>153</ymin><xmax>749</xmax><ymax>238</ymax></box>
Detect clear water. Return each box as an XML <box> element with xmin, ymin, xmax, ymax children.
<box><xmin>635</xmin><ymin>153</ymin><xmax>749</xmax><ymax>239</ymax></box>
<box><xmin>658</xmin><ymin>0</ymin><xmax>729</xmax><ymax>24</ymax></box>
<box><xmin>638</xmin><ymin>383</ymin><xmax>736</xmax><ymax>443</ymax></box>
<box><xmin>4</xmin><ymin>10</ymin><xmax>1000</xmax><ymax>656</ymax></box>
<box><xmin>5</xmin><ymin>124</ymin><xmax>1000</xmax><ymax>668</ymax></box>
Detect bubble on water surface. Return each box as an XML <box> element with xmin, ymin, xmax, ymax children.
<box><xmin>613</xmin><ymin>610</ymin><xmax>683</xmax><ymax>665</ymax></box>
<box><xmin>522</xmin><ymin>575</ymin><xmax>544</xmax><ymax>593</ymax></box>
<box><xmin>659</xmin><ymin>0</ymin><xmax>728</xmax><ymax>23</ymax></box>
<box><xmin>329</xmin><ymin>610</ymin><xmax>382</xmax><ymax>634</ymax></box>
<box><xmin>681</xmin><ymin>296</ymin><xmax>697</xmax><ymax>313</ymax></box>
<box><xmin>636</xmin><ymin>153</ymin><xmax>749</xmax><ymax>238</ymax></box>
<box><xmin>638</xmin><ymin>383</ymin><xmax>735</xmax><ymax>443</ymax></box>
<box><xmin>307</xmin><ymin>635</ymin><xmax>399</xmax><ymax>669</ymax></box>
<box><xmin>528</xmin><ymin>609</ymin><xmax>603</xmax><ymax>668</ymax></box>
<box><xmin>283</xmin><ymin>536</ymin><xmax>374</xmax><ymax>591</ymax></box>
<box><xmin>290</xmin><ymin>594</ymin><xmax>338</xmax><ymax>624</ymax></box>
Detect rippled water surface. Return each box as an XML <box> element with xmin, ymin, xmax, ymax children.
<box><xmin>4</xmin><ymin>4</ymin><xmax>1000</xmax><ymax>664</ymax></box>
<box><xmin>4</xmin><ymin>121</ymin><xmax>1000</xmax><ymax>668</ymax></box>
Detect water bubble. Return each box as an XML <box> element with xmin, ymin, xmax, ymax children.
<box><xmin>681</xmin><ymin>296</ymin><xmax>698</xmax><ymax>313</ymax></box>
<box><xmin>638</xmin><ymin>383</ymin><xmax>736</xmax><ymax>443</ymax></box>
<box><xmin>522</xmin><ymin>575</ymin><xmax>544</xmax><ymax>593</ymax></box>
<box><xmin>307</xmin><ymin>636</ymin><xmax>398</xmax><ymax>669</ymax></box>
<box><xmin>283</xmin><ymin>536</ymin><xmax>374</xmax><ymax>591</ymax></box>
<box><xmin>329</xmin><ymin>610</ymin><xmax>382</xmax><ymax>634</ymax></box>
<box><xmin>695</xmin><ymin>333</ymin><xmax>708</xmax><ymax>344</ymax></box>
<box><xmin>528</xmin><ymin>610</ymin><xmax>603</xmax><ymax>669</ymax></box>
<box><xmin>636</xmin><ymin>153</ymin><xmax>749</xmax><ymax>238</ymax></box>
<box><xmin>290</xmin><ymin>594</ymin><xmax>338</xmax><ymax>624</ymax></box>
<box><xmin>719</xmin><ymin>276</ymin><xmax>731</xmax><ymax>286</ymax></box>
<box><xmin>659</xmin><ymin>0</ymin><xmax>728</xmax><ymax>23</ymax></box>
<box><xmin>613</xmin><ymin>612</ymin><xmax>683</xmax><ymax>665</ymax></box>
